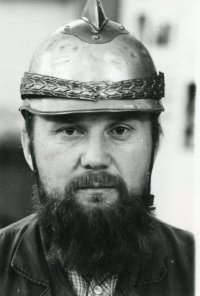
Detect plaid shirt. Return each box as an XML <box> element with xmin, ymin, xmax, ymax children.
<box><xmin>68</xmin><ymin>270</ymin><xmax>118</xmax><ymax>296</ymax></box>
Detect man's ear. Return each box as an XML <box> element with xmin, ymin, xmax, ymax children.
<box><xmin>21</xmin><ymin>124</ymin><xmax>34</xmax><ymax>171</ymax></box>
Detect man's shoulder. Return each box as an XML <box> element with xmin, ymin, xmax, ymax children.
<box><xmin>157</xmin><ymin>219</ymin><xmax>194</xmax><ymax>259</ymax></box>
<box><xmin>158</xmin><ymin>220</ymin><xmax>194</xmax><ymax>243</ymax></box>
<box><xmin>0</xmin><ymin>214</ymin><xmax>38</xmax><ymax>275</ymax></box>
<box><xmin>0</xmin><ymin>214</ymin><xmax>37</xmax><ymax>252</ymax></box>
<box><xmin>0</xmin><ymin>214</ymin><xmax>36</xmax><ymax>235</ymax></box>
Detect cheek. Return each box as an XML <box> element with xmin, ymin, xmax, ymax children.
<box><xmin>34</xmin><ymin>141</ymin><xmax>80</xmax><ymax>189</ymax></box>
<box><xmin>114</xmin><ymin>137</ymin><xmax>152</xmax><ymax>189</ymax></box>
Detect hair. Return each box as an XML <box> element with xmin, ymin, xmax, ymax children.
<box><xmin>151</xmin><ymin>112</ymin><xmax>163</xmax><ymax>159</ymax></box>
<box><xmin>23</xmin><ymin>110</ymin><xmax>35</xmax><ymax>141</ymax></box>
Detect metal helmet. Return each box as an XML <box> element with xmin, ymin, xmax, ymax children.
<box><xmin>20</xmin><ymin>0</ymin><xmax>165</xmax><ymax>115</ymax></box>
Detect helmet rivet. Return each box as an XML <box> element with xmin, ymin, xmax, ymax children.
<box><xmin>93</xmin><ymin>35</ymin><xmax>100</xmax><ymax>40</ymax></box>
<box><xmin>119</xmin><ymin>26</ymin><xmax>124</xmax><ymax>30</ymax></box>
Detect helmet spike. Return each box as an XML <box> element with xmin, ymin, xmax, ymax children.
<box><xmin>82</xmin><ymin>0</ymin><xmax>108</xmax><ymax>31</ymax></box>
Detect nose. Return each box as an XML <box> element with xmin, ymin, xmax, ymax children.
<box><xmin>81</xmin><ymin>134</ymin><xmax>111</xmax><ymax>170</ymax></box>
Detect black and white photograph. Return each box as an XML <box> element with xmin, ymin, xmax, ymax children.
<box><xmin>0</xmin><ymin>0</ymin><xmax>197</xmax><ymax>295</ymax></box>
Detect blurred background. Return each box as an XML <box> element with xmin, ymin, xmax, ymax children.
<box><xmin>0</xmin><ymin>0</ymin><xmax>196</xmax><ymax>231</ymax></box>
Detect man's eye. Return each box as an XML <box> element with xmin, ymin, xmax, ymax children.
<box><xmin>111</xmin><ymin>126</ymin><xmax>129</xmax><ymax>135</ymax></box>
<box><xmin>61</xmin><ymin>127</ymin><xmax>83</xmax><ymax>136</ymax></box>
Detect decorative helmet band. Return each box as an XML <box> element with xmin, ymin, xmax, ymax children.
<box><xmin>20</xmin><ymin>0</ymin><xmax>165</xmax><ymax>115</ymax></box>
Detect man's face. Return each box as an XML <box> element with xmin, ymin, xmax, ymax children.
<box><xmin>22</xmin><ymin>111</ymin><xmax>157</xmax><ymax>274</ymax></box>
<box><xmin>30</xmin><ymin>112</ymin><xmax>153</xmax><ymax>207</ymax></box>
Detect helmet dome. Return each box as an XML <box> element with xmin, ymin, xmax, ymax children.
<box><xmin>20</xmin><ymin>0</ymin><xmax>164</xmax><ymax>115</ymax></box>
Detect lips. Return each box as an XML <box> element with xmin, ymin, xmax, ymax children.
<box><xmin>74</xmin><ymin>187</ymin><xmax>119</xmax><ymax>207</ymax></box>
<box><xmin>78</xmin><ymin>181</ymin><xmax>115</xmax><ymax>189</ymax></box>
<box><xmin>76</xmin><ymin>188</ymin><xmax>116</xmax><ymax>194</ymax></box>
<box><xmin>78</xmin><ymin>186</ymin><xmax>115</xmax><ymax>189</ymax></box>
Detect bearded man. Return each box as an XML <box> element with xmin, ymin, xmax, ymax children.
<box><xmin>0</xmin><ymin>0</ymin><xmax>194</xmax><ymax>295</ymax></box>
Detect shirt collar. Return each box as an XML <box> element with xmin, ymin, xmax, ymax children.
<box><xmin>67</xmin><ymin>270</ymin><xmax>118</xmax><ymax>296</ymax></box>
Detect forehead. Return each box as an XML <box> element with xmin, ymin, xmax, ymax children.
<box><xmin>34</xmin><ymin>112</ymin><xmax>152</xmax><ymax>126</ymax></box>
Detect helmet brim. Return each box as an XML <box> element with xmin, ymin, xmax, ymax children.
<box><xmin>20</xmin><ymin>98</ymin><xmax>164</xmax><ymax>115</ymax></box>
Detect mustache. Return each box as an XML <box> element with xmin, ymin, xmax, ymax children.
<box><xmin>38</xmin><ymin>171</ymin><xmax>150</xmax><ymax>208</ymax></box>
<box><xmin>38</xmin><ymin>171</ymin><xmax>130</xmax><ymax>205</ymax></box>
<box><xmin>63</xmin><ymin>171</ymin><xmax>128</xmax><ymax>194</ymax></box>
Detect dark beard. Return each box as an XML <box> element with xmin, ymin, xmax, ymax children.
<box><xmin>33</xmin><ymin>171</ymin><xmax>157</xmax><ymax>276</ymax></box>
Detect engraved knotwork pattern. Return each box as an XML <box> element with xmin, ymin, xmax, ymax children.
<box><xmin>21</xmin><ymin>72</ymin><xmax>165</xmax><ymax>101</ymax></box>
